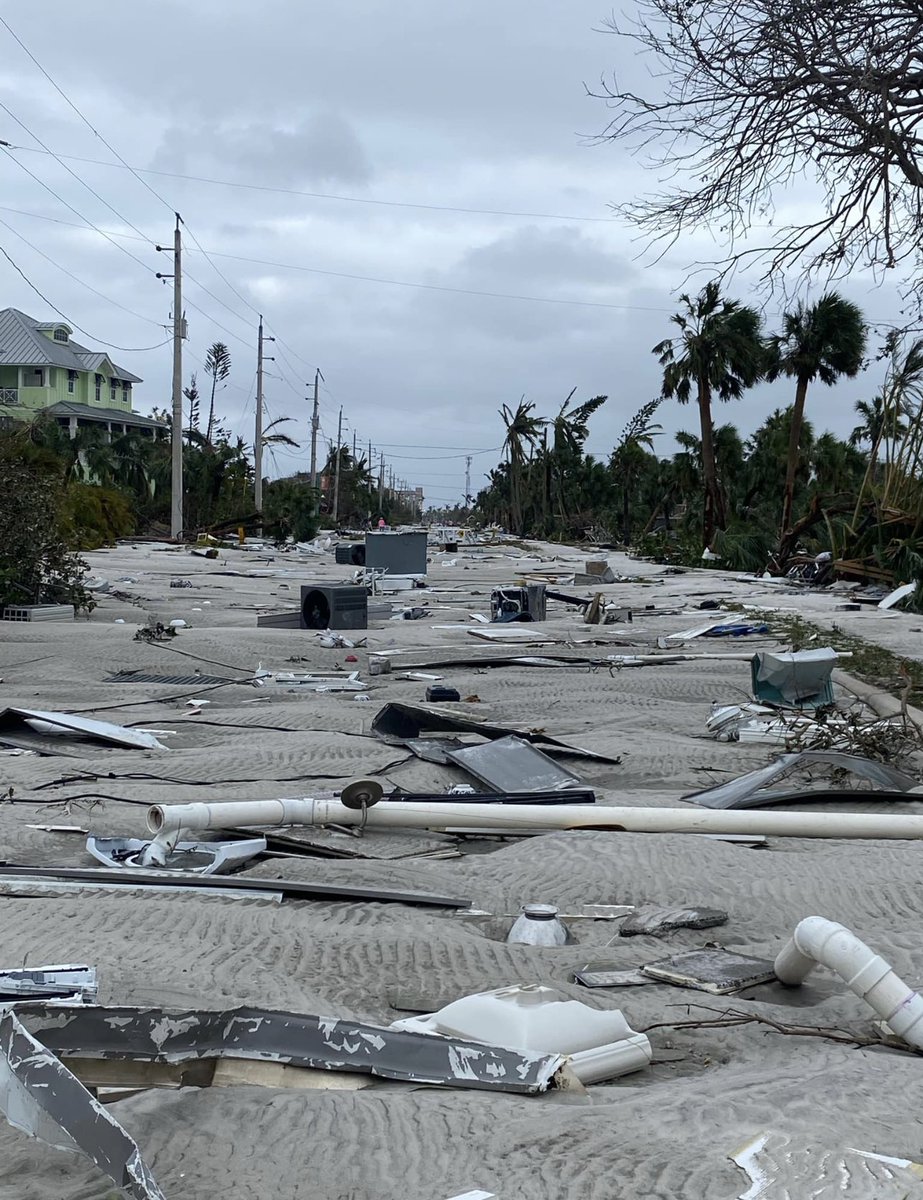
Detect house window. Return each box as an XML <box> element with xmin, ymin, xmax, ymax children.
<box><xmin>53</xmin><ymin>328</ymin><xmax>68</xmax><ymax>343</ymax></box>
<box><xmin>95</xmin><ymin>374</ymin><xmax>103</xmax><ymax>403</ymax></box>
<box><xmin>110</xmin><ymin>377</ymin><xmax>117</xmax><ymax>402</ymax></box>
<box><xmin>122</xmin><ymin>382</ymin><xmax>130</xmax><ymax>405</ymax></box>
<box><xmin>23</xmin><ymin>369</ymin><xmax>44</xmax><ymax>388</ymax></box>
<box><xmin>67</xmin><ymin>370</ymin><xmax>77</xmax><ymax>395</ymax></box>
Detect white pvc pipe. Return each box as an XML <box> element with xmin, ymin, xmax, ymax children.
<box><xmin>774</xmin><ymin>916</ymin><xmax>923</xmax><ymax>1048</ymax></box>
<box><xmin>148</xmin><ymin>798</ymin><xmax>923</xmax><ymax>840</ymax></box>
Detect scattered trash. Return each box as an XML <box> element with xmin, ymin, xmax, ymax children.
<box><xmin>390</xmin><ymin>984</ymin><xmax>651</xmax><ymax>1083</ymax></box>
<box><xmin>134</xmin><ymin>621</ymin><xmax>176</xmax><ymax>642</ymax></box>
<box><xmin>169</xmin><ymin>578</ymin><xmax>193</xmax><ymax>588</ymax></box>
<box><xmin>447</xmin><ymin>736</ymin><xmax>584</xmax><ymax>793</ymax></box>
<box><xmin>426</xmin><ymin>686</ymin><xmax>461</xmax><ymax>702</ymax></box>
<box><xmin>0</xmin><ymin>1007</ymin><xmax>165</xmax><ymax>1200</ymax></box>
<box><xmin>774</xmin><ymin>916</ymin><xmax>923</xmax><ymax>1047</ymax></box>
<box><xmin>0</xmin><ymin>708</ymin><xmax>167</xmax><ymax>752</ymax></box>
<box><xmin>0</xmin><ymin>863</ymin><xmax>469</xmax><ymax>909</ymax></box>
<box><xmin>169</xmin><ymin>618</ymin><xmax>188</xmax><ymax>628</ymax></box>
<box><xmin>252</xmin><ymin>670</ymin><xmax>367</xmax><ymax>692</ymax></box>
<box><xmin>490</xmin><ymin>585</ymin><xmax>546</xmax><ymax>623</ymax></box>
<box><xmin>730</xmin><ymin>1133</ymin><xmax>923</xmax><ymax>1200</ymax></box>
<box><xmin>751</xmin><ymin>647</ymin><xmax>837</xmax><ymax>708</ymax></box>
<box><xmin>106</xmin><ymin>671</ymin><xmax>231</xmax><ymax>685</ymax></box>
<box><xmin>619</xmin><ymin>905</ymin><xmax>728</xmax><ymax>937</ymax></box>
<box><xmin>371</xmin><ymin>702</ymin><xmax>621</xmax><ymax>763</ymax></box>
<box><xmin>640</xmin><ymin>947</ymin><xmax>777</xmax><ymax>994</ymax></box>
<box><xmin>506</xmin><ymin>903</ymin><xmax>572</xmax><ymax>945</ymax></box>
<box><xmin>0</xmin><ymin>964</ymin><xmax>97</xmax><ymax>1003</ymax></box>
<box><xmin>402</xmin><ymin>606</ymin><xmax>431</xmax><ymax>621</ymax></box>
<box><xmin>685</xmin><ymin>752</ymin><xmax>918</xmax><ymax>809</ymax></box>
<box><xmin>86</xmin><ymin>835</ymin><xmax>267</xmax><ymax>874</ymax></box>
<box><xmin>573</xmin><ymin>966</ymin><xmax>653</xmax><ymax>989</ymax></box>
<box><xmin>879</xmin><ymin>581</ymin><xmax>916</xmax><ymax>610</ymax></box>
<box><xmin>20</xmin><ymin>1000</ymin><xmax>572</xmax><ymax>1096</ymax></box>
<box><xmin>701</xmin><ymin>622</ymin><xmax>770</xmax><ymax>638</ymax></box>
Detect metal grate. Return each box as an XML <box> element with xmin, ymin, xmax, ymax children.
<box><xmin>2</xmin><ymin>605</ymin><xmax>75</xmax><ymax>622</ymax></box>
<box><xmin>105</xmin><ymin>671</ymin><xmax>234</xmax><ymax>686</ymax></box>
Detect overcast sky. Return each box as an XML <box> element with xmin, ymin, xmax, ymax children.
<box><xmin>0</xmin><ymin>1</ymin><xmax>910</xmax><ymax>509</ymax></box>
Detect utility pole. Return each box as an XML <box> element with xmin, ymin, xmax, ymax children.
<box><xmin>309</xmin><ymin>368</ymin><xmax>321</xmax><ymax>512</ymax></box>
<box><xmin>156</xmin><ymin>214</ymin><xmax>184</xmax><ymax>539</ymax></box>
<box><xmin>465</xmin><ymin>455</ymin><xmax>472</xmax><ymax>509</ymax></box>
<box><xmin>253</xmin><ymin>317</ymin><xmax>274</xmax><ymax>518</ymax></box>
<box><xmin>352</xmin><ymin>429</ymin><xmax>357</xmax><ymax>460</ymax></box>
<box><xmin>332</xmin><ymin>405</ymin><xmax>344</xmax><ymax>524</ymax></box>
<box><xmin>378</xmin><ymin>455</ymin><xmax>385</xmax><ymax>510</ymax></box>
<box><xmin>254</xmin><ymin>318</ymin><xmax>264</xmax><ymax>513</ymax></box>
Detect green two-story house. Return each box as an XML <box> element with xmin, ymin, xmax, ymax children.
<box><xmin>0</xmin><ymin>307</ymin><xmax>165</xmax><ymax>439</ymax></box>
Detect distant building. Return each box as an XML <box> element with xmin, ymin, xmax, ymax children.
<box><xmin>396</xmin><ymin>486</ymin><xmax>424</xmax><ymax>517</ymax></box>
<box><xmin>0</xmin><ymin>307</ymin><xmax>165</xmax><ymax>439</ymax></box>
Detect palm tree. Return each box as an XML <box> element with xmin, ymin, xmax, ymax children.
<box><xmin>611</xmin><ymin>398</ymin><xmax>662</xmax><ymax>541</ymax></box>
<box><xmin>203</xmin><ymin>342</ymin><xmax>231</xmax><ymax>447</ymax></box>
<box><xmin>766</xmin><ymin>293</ymin><xmax>866</xmax><ymax>560</ymax></box>
<box><xmin>550</xmin><ymin>390</ymin><xmax>607</xmax><ymax>521</ymax></box>
<box><xmin>500</xmin><ymin>399</ymin><xmax>545</xmax><ymax>534</ymax></box>
<box><xmin>654</xmin><ymin>281</ymin><xmax>764</xmax><ymax>547</ymax></box>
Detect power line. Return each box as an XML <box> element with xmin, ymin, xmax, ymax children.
<box><xmin>373</xmin><ymin>441</ymin><xmax>497</xmax><ymax>450</ymax></box>
<box><xmin>0</xmin><ymin>145</ymin><xmax>155</xmax><ymax>277</ymax></box>
<box><xmin>0</xmin><ymin>202</ymin><xmax>912</xmax><ymax>331</ymax></box>
<box><xmin>0</xmin><ymin>214</ymin><xmax>166</xmax><ymax>328</ymax></box>
<box><xmin>0</xmin><ymin>14</ymin><xmax>174</xmax><ymax>215</ymax></box>
<box><xmin>0</xmin><ymin>121</ymin><xmax>157</xmax><ymax>268</ymax></box>
<box><xmin>5</xmin><ymin>144</ymin><xmax>620</xmax><ymax>225</ymax></box>
<box><xmin>383</xmin><ymin>448</ymin><xmax>501</xmax><ymax>460</ymax></box>
<box><xmin>0</xmin><ymin>18</ymin><xmax>322</xmax><ymax>391</ymax></box>
<box><xmin>0</xmin><ymin>242</ymin><xmax>170</xmax><ymax>352</ymax></box>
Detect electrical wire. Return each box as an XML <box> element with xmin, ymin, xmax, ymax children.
<box><xmin>0</xmin><ymin>199</ymin><xmax>681</xmax><ymax>314</ymax></box>
<box><xmin>0</xmin><ymin>145</ymin><xmax>156</xmax><ymax>276</ymax></box>
<box><xmin>0</xmin><ymin>14</ymin><xmax>175</xmax><ymax>215</ymax></box>
<box><xmin>0</xmin><ymin>242</ymin><xmax>171</xmax><ymax>351</ymax></box>
<box><xmin>5</xmin><ymin>143</ymin><xmax>621</xmax><ymax>224</ymax></box>
<box><xmin>0</xmin><ymin>213</ymin><xmax>167</xmax><ymax>328</ymax></box>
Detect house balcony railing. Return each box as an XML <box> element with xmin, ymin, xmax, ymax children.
<box><xmin>0</xmin><ymin>388</ymin><xmax>19</xmax><ymax>405</ymax></box>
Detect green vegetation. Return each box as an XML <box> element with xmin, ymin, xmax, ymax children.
<box><xmin>473</xmin><ymin>284</ymin><xmax>923</xmax><ymax>589</ymax></box>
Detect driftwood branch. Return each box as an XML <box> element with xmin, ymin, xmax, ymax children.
<box><xmin>640</xmin><ymin>1001</ymin><xmax>921</xmax><ymax>1054</ymax></box>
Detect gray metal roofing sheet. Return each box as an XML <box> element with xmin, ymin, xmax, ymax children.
<box><xmin>45</xmin><ymin>401</ymin><xmax>165</xmax><ymax>428</ymax></box>
<box><xmin>0</xmin><ymin>308</ymin><xmax>142</xmax><ymax>381</ymax></box>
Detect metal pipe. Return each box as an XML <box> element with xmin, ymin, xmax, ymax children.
<box><xmin>148</xmin><ymin>798</ymin><xmax>923</xmax><ymax>839</ymax></box>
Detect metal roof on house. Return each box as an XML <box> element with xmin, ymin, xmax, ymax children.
<box><xmin>45</xmin><ymin>401</ymin><xmax>165</xmax><ymax>429</ymax></box>
<box><xmin>0</xmin><ymin>309</ymin><xmax>142</xmax><ymax>382</ymax></box>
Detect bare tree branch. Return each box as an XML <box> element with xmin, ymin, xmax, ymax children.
<box><xmin>591</xmin><ymin>0</ymin><xmax>923</xmax><ymax>294</ymax></box>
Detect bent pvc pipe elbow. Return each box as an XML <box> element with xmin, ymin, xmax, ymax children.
<box><xmin>774</xmin><ymin>916</ymin><xmax>923</xmax><ymax>1049</ymax></box>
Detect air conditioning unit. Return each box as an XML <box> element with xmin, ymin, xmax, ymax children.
<box><xmin>365</xmin><ymin>531</ymin><xmax>428</xmax><ymax>575</ymax></box>
<box><xmin>335</xmin><ymin>543</ymin><xmax>366</xmax><ymax>566</ymax></box>
<box><xmin>300</xmin><ymin>584</ymin><xmax>368</xmax><ymax>630</ymax></box>
<box><xmin>490</xmin><ymin>584</ymin><xmax>547</xmax><ymax>623</ymax></box>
